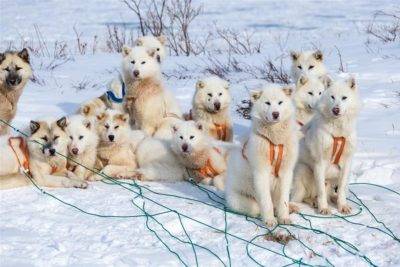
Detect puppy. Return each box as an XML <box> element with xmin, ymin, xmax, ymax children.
<box><xmin>290</xmin><ymin>50</ymin><xmax>328</xmax><ymax>83</ymax></box>
<box><xmin>135</xmin><ymin>35</ymin><xmax>167</xmax><ymax>63</ymax></box>
<box><xmin>0</xmin><ymin>49</ymin><xmax>32</xmax><ymax>135</ymax></box>
<box><xmin>185</xmin><ymin>76</ymin><xmax>233</xmax><ymax>142</ymax></box>
<box><xmin>225</xmin><ymin>84</ymin><xmax>298</xmax><ymax>227</ymax></box>
<box><xmin>291</xmin><ymin>77</ymin><xmax>361</xmax><ymax>215</ymax></box>
<box><xmin>66</xmin><ymin>115</ymin><xmax>99</xmax><ymax>180</ymax></box>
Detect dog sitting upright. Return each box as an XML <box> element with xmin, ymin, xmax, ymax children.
<box><xmin>292</xmin><ymin>77</ymin><xmax>361</xmax><ymax>215</ymax></box>
<box><xmin>0</xmin><ymin>49</ymin><xmax>32</xmax><ymax>135</ymax></box>
<box><xmin>225</xmin><ymin>84</ymin><xmax>298</xmax><ymax>227</ymax></box>
<box><xmin>185</xmin><ymin>76</ymin><xmax>233</xmax><ymax>142</ymax></box>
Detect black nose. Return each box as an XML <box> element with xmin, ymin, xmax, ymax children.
<box><xmin>214</xmin><ymin>102</ymin><xmax>221</xmax><ymax>111</ymax></box>
<box><xmin>108</xmin><ymin>135</ymin><xmax>115</xmax><ymax>142</ymax></box>
<box><xmin>182</xmin><ymin>143</ymin><xmax>188</xmax><ymax>152</ymax></box>
<box><xmin>156</xmin><ymin>55</ymin><xmax>161</xmax><ymax>63</ymax></box>
<box><xmin>272</xmin><ymin>112</ymin><xmax>280</xmax><ymax>120</ymax></box>
<box><xmin>49</xmin><ymin>148</ymin><xmax>56</xmax><ymax>156</ymax></box>
<box><xmin>72</xmin><ymin>148</ymin><xmax>79</xmax><ymax>155</ymax></box>
<box><xmin>133</xmin><ymin>70</ymin><xmax>140</xmax><ymax>77</ymax></box>
<box><xmin>332</xmin><ymin>107</ymin><xmax>340</xmax><ymax>115</ymax></box>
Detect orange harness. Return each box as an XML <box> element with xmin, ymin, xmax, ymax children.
<box><xmin>66</xmin><ymin>162</ymin><xmax>77</xmax><ymax>172</ymax></box>
<box><xmin>187</xmin><ymin>109</ymin><xmax>228</xmax><ymax>141</ymax></box>
<box><xmin>242</xmin><ymin>138</ymin><xmax>284</xmax><ymax>178</ymax></box>
<box><xmin>197</xmin><ymin>147</ymin><xmax>222</xmax><ymax>178</ymax></box>
<box><xmin>331</xmin><ymin>137</ymin><xmax>346</xmax><ymax>165</ymax></box>
<box><xmin>8</xmin><ymin>137</ymin><xmax>31</xmax><ymax>175</ymax></box>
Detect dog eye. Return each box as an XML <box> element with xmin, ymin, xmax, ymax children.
<box><xmin>69</xmin><ymin>136</ymin><xmax>73</xmax><ymax>140</ymax></box>
<box><xmin>105</xmin><ymin>125</ymin><xmax>109</xmax><ymax>129</ymax></box>
<box><xmin>114</xmin><ymin>125</ymin><xmax>119</xmax><ymax>129</ymax></box>
<box><xmin>79</xmin><ymin>136</ymin><xmax>84</xmax><ymax>140</ymax></box>
<box><xmin>141</xmin><ymin>61</ymin><xmax>146</xmax><ymax>65</ymax></box>
<box><xmin>15</xmin><ymin>66</ymin><xmax>22</xmax><ymax>71</ymax></box>
<box><xmin>157</xmin><ymin>48</ymin><xmax>160</xmax><ymax>51</ymax></box>
<box><xmin>331</xmin><ymin>96</ymin><xmax>335</xmax><ymax>100</ymax></box>
<box><xmin>4</xmin><ymin>67</ymin><xmax>10</xmax><ymax>72</ymax></box>
<box><xmin>180</xmin><ymin>136</ymin><xmax>183</xmax><ymax>140</ymax></box>
<box><xmin>309</xmin><ymin>65</ymin><xmax>314</xmax><ymax>70</ymax></box>
<box><xmin>265</xmin><ymin>101</ymin><xmax>270</xmax><ymax>105</ymax></box>
<box><xmin>319</xmin><ymin>92</ymin><xmax>322</xmax><ymax>95</ymax></box>
<box><xmin>190</xmin><ymin>136</ymin><xmax>194</xmax><ymax>140</ymax></box>
<box><xmin>278</xmin><ymin>101</ymin><xmax>283</xmax><ymax>105</ymax></box>
<box><xmin>208</xmin><ymin>93</ymin><xmax>212</xmax><ymax>97</ymax></box>
<box><xmin>308</xmin><ymin>92</ymin><xmax>313</xmax><ymax>96</ymax></box>
<box><xmin>131</xmin><ymin>60</ymin><xmax>136</xmax><ymax>64</ymax></box>
<box><xmin>342</xmin><ymin>96</ymin><xmax>347</xmax><ymax>100</ymax></box>
<box><xmin>218</xmin><ymin>93</ymin><xmax>223</xmax><ymax>96</ymax></box>
<box><xmin>53</xmin><ymin>136</ymin><xmax>59</xmax><ymax>141</ymax></box>
<box><xmin>41</xmin><ymin>136</ymin><xmax>48</xmax><ymax>142</ymax></box>
<box><xmin>297</xmin><ymin>65</ymin><xmax>302</xmax><ymax>70</ymax></box>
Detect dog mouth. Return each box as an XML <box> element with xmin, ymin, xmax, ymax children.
<box><xmin>6</xmin><ymin>77</ymin><xmax>22</xmax><ymax>87</ymax></box>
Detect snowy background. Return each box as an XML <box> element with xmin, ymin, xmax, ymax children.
<box><xmin>1</xmin><ymin>0</ymin><xmax>400</xmax><ymax>266</ymax></box>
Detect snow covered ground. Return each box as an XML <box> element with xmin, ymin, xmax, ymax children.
<box><xmin>1</xmin><ymin>0</ymin><xmax>400</xmax><ymax>266</ymax></box>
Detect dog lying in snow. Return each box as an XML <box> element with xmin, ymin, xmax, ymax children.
<box><xmin>291</xmin><ymin>77</ymin><xmax>361</xmax><ymax>215</ymax></box>
<box><xmin>185</xmin><ymin>76</ymin><xmax>233</xmax><ymax>142</ymax></box>
<box><xmin>225</xmin><ymin>84</ymin><xmax>298</xmax><ymax>227</ymax></box>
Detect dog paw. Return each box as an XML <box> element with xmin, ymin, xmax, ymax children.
<box><xmin>289</xmin><ymin>203</ymin><xmax>299</xmax><ymax>214</ymax></box>
<box><xmin>319</xmin><ymin>207</ymin><xmax>331</xmax><ymax>215</ymax></box>
<box><xmin>278</xmin><ymin>217</ymin><xmax>292</xmax><ymax>225</ymax></box>
<box><xmin>72</xmin><ymin>180</ymin><xmax>88</xmax><ymax>189</ymax></box>
<box><xmin>338</xmin><ymin>204</ymin><xmax>352</xmax><ymax>215</ymax></box>
<box><xmin>264</xmin><ymin>218</ymin><xmax>278</xmax><ymax>228</ymax></box>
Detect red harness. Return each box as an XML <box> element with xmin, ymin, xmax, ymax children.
<box><xmin>331</xmin><ymin>137</ymin><xmax>346</xmax><ymax>165</ymax></box>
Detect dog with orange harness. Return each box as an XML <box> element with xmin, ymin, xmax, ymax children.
<box><xmin>225</xmin><ymin>84</ymin><xmax>298</xmax><ymax>227</ymax></box>
<box><xmin>291</xmin><ymin>77</ymin><xmax>361</xmax><ymax>215</ymax></box>
<box><xmin>184</xmin><ymin>76</ymin><xmax>233</xmax><ymax>142</ymax></box>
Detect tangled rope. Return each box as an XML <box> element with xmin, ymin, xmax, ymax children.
<box><xmin>1</xmin><ymin>118</ymin><xmax>399</xmax><ymax>266</ymax></box>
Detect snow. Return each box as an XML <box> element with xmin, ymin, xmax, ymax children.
<box><xmin>1</xmin><ymin>0</ymin><xmax>400</xmax><ymax>266</ymax></box>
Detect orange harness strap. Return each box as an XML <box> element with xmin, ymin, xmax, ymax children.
<box><xmin>66</xmin><ymin>162</ymin><xmax>77</xmax><ymax>172</ymax></box>
<box><xmin>332</xmin><ymin>137</ymin><xmax>346</xmax><ymax>165</ymax></box>
<box><xmin>197</xmin><ymin>147</ymin><xmax>221</xmax><ymax>178</ymax></box>
<box><xmin>242</xmin><ymin>139</ymin><xmax>284</xmax><ymax>177</ymax></box>
<box><xmin>213</xmin><ymin>123</ymin><xmax>227</xmax><ymax>141</ymax></box>
<box><xmin>8</xmin><ymin>137</ymin><xmax>30</xmax><ymax>175</ymax></box>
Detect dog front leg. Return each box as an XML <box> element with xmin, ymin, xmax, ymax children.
<box><xmin>253</xmin><ymin>170</ymin><xmax>276</xmax><ymax>227</ymax></box>
<box><xmin>336</xmin><ymin>159</ymin><xmax>352</xmax><ymax>214</ymax></box>
<box><xmin>313</xmin><ymin>161</ymin><xmax>330</xmax><ymax>215</ymax></box>
<box><xmin>35</xmin><ymin>174</ymin><xmax>88</xmax><ymax>189</ymax></box>
<box><xmin>277</xmin><ymin>171</ymin><xmax>293</xmax><ymax>224</ymax></box>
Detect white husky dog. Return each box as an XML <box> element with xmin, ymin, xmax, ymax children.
<box><xmin>291</xmin><ymin>77</ymin><xmax>361</xmax><ymax>215</ymax></box>
<box><xmin>135</xmin><ymin>35</ymin><xmax>167</xmax><ymax>63</ymax></box>
<box><xmin>290</xmin><ymin>50</ymin><xmax>328</xmax><ymax>83</ymax></box>
<box><xmin>225</xmin><ymin>84</ymin><xmax>298</xmax><ymax>226</ymax></box>
<box><xmin>294</xmin><ymin>74</ymin><xmax>326</xmax><ymax>127</ymax></box>
<box><xmin>65</xmin><ymin>115</ymin><xmax>99</xmax><ymax>180</ymax></box>
<box><xmin>185</xmin><ymin>76</ymin><xmax>233</xmax><ymax>142</ymax></box>
<box><xmin>122</xmin><ymin>46</ymin><xmax>182</xmax><ymax>138</ymax></box>
<box><xmin>124</xmin><ymin>121</ymin><xmax>228</xmax><ymax>189</ymax></box>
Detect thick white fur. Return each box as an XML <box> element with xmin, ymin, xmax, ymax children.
<box><xmin>291</xmin><ymin>77</ymin><xmax>361</xmax><ymax>215</ymax></box>
<box><xmin>135</xmin><ymin>35</ymin><xmax>167</xmax><ymax>63</ymax></box>
<box><xmin>225</xmin><ymin>84</ymin><xmax>298</xmax><ymax>227</ymax></box>
<box><xmin>89</xmin><ymin>109</ymin><xmax>144</xmax><ymax>181</ymax></box>
<box><xmin>186</xmin><ymin>76</ymin><xmax>233</xmax><ymax>142</ymax></box>
<box><xmin>66</xmin><ymin>115</ymin><xmax>99</xmax><ymax>180</ymax></box>
<box><xmin>290</xmin><ymin>50</ymin><xmax>328</xmax><ymax>83</ymax></box>
<box><xmin>294</xmin><ymin>74</ymin><xmax>326</xmax><ymax>127</ymax></box>
<box><xmin>122</xmin><ymin>46</ymin><xmax>182</xmax><ymax>139</ymax></box>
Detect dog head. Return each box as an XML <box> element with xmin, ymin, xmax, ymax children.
<box><xmin>251</xmin><ymin>84</ymin><xmax>295</xmax><ymax>124</ymax></box>
<box><xmin>290</xmin><ymin>50</ymin><xmax>326</xmax><ymax>82</ymax></box>
<box><xmin>29</xmin><ymin>117</ymin><xmax>68</xmax><ymax>158</ymax></box>
<box><xmin>66</xmin><ymin>115</ymin><xmax>98</xmax><ymax>156</ymax></box>
<box><xmin>294</xmin><ymin>74</ymin><xmax>326</xmax><ymax>112</ymax></box>
<box><xmin>96</xmin><ymin>109</ymin><xmax>129</xmax><ymax>145</ymax></box>
<box><xmin>135</xmin><ymin>35</ymin><xmax>167</xmax><ymax>63</ymax></box>
<box><xmin>0</xmin><ymin>48</ymin><xmax>32</xmax><ymax>89</ymax></box>
<box><xmin>171</xmin><ymin>121</ymin><xmax>208</xmax><ymax>156</ymax></box>
<box><xmin>121</xmin><ymin>46</ymin><xmax>161</xmax><ymax>81</ymax></box>
<box><xmin>79</xmin><ymin>98</ymin><xmax>107</xmax><ymax>117</ymax></box>
<box><xmin>194</xmin><ymin>76</ymin><xmax>231</xmax><ymax>113</ymax></box>
<box><xmin>318</xmin><ymin>77</ymin><xmax>361</xmax><ymax>119</ymax></box>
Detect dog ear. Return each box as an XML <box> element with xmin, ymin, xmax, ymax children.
<box><xmin>18</xmin><ymin>48</ymin><xmax>30</xmax><ymax>63</ymax></box>
<box><xmin>282</xmin><ymin>86</ymin><xmax>294</xmax><ymax>97</ymax></box>
<box><xmin>116</xmin><ymin>113</ymin><xmax>129</xmax><ymax>123</ymax></box>
<box><xmin>223</xmin><ymin>80</ymin><xmax>230</xmax><ymax>90</ymax></box>
<box><xmin>250</xmin><ymin>90</ymin><xmax>263</xmax><ymax>102</ymax></box>
<box><xmin>81</xmin><ymin>105</ymin><xmax>91</xmax><ymax>116</ymax></box>
<box><xmin>122</xmin><ymin>45</ymin><xmax>132</xmax><ymax>57</ymax></box>
<box><xmin>57</xmin><ymin>116</ymin><xmax>67</xmax><ymax>130</ymax></box>
<box><xmin>347</xmin><ymin>76</ymin><xmax>357</xmax><ymax>91</ymax></box>
<box><xmin>135</xmin><ymin>39</ymin><xmax>143</xmax><ymax>46</ymax></box>
<box><xmin>96</xmin><ymin>112</ymin><xmax>106</xmax><ymax>121</ymax></box>
<box><xmin>30</xmin><ymin>120</ymin><xmax>40</xmax><ymax>135</ymax></box>
<box><xmin>147</xmin><ymin>48</ymin><xmax>156</xmax><ymax>58</ymax></box>
<box><xmin>0</xmin><ymin>53</ymin><xmax>5</xmax><ymax>64</ymax></box>
<box><xmin>157</xmin><ymin>35</ymin><xmax>167</xmax><ymax>45</ymax></box>
<box><xmin>320</xmin><ymin>75</ymin><xmax>332</xmax><ymax>88</ymax></box>
<box><xmin>172</xmin><ymin>124</ymin><xmax>178</xmax><ymax>132</ymax></box>
<box><xmin>83</xmin><ymin>119</ymin><xmax>91</xmax><ymax>129</ymax></box>
<box><xmin>298</xmin><ymin>75</ymin><xmax>308</xmax><ymax>86</ymax></box>
<box><xmin>290</xmin><ymin>51</ymin><xmax>299</xmax><ymax>61</ymax></box>
<box><xmin>196</xmin><ymin>80</ymin><xmax>205</xmax><ymax>90</ymax></box>
<box><xmin>196</xmin><ymin>122</ymin><xmax>203</xmax><ymax>131</ymax></box>
<box><xmin>313</xmin><ymin>50</ymin><xmax>323</xmax><ymax>61</ymax></box>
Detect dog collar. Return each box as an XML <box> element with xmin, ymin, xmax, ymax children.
<box><xmin>106</xmin><ymin>81</ymin><xmax>126</xmax><ymax>104</ymax></box>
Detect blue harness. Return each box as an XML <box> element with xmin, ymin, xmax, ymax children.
<box><xmin>106</xmin><ymin>82</ymin><xmax>126</xmax><ymax>104</ymax></box>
